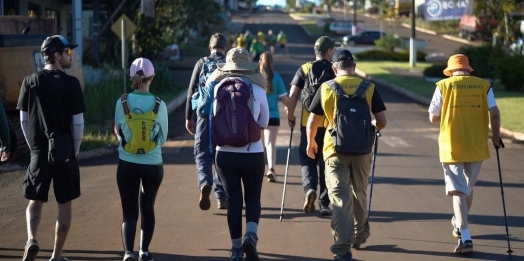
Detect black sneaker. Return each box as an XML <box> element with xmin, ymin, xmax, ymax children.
<box><xmin>22</xmin><ymin>239</ymin><xmax>39</xmax><ymax>261</ymax></box>
<box><xmin>303</xmin><ymin>189</ymin><xmax>317</xmax><ymax>213</ymax></box>
<box><xmin>451</xmin><ymin>216</ymin><xmax>461</xmax><ymax>238</ymax></box>
<box><xmin>351</xmin><ymin>238</ymin><xmax>366</xmax><ymax>250</ymax></box>
<box><xmin>242</xmin><ymin>232</ymin><xmax>259</xmax><ymax>261</ymax></box>
<box><xmin>334</xmin><ymin>251</ymin><xmax>352</xmax><ymax>260</ymax></box>
<box><xmin>230</xmin><ymin>246</ymin><xmax>244</xmax><ymax>261</ymax></box>
<box><xmin>138</xmin><ymin>252</ymin><xmax>153</xmax><ymax>261</ymax></box>
<box><xmin>319</xmin><ymin>205</ymin><xmax>332</xmax><ymax>216</ymax></box>
<box><xmin>199</xmin><ymin>183</ymin><xmax>212</xmax><ymax>210</ymax></box>
<box><xmin>454</xmin><ymin>239</ymin><xmax>473</xmax><ymax>254</ymax></box>
<box><xmin>217</xmin><ymin>198</ymin><xmax>228</xmax><ymax>209</ymax></box>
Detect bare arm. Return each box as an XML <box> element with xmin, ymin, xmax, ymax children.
<box><xmin>306</xmin><ymin>113</ymin><xmax>321</xmax><ymax>159</ymax></box>
<box><xmin>489</xmin><ymin>106</ymin><xmax>501</xmax><ymax>147</ymax></box>
<box><xmin>287</xmin><ymin>85</ymin><xmax>301</xmax><ymax>128</ymax></box>
<box><xmin>429</xmin><ymin>113</ymin><xmax>441</xmax><ymax>124</ymax></box>
<box><xmin>373</xmin><ymin>111</ymin><xmax>387</xmax><ymax>130</ymax></box>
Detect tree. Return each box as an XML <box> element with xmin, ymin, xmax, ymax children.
<box><xmin>473</xmin><ymin>0</ymin><xmax>523</xmax><ymax>47</ymax></box>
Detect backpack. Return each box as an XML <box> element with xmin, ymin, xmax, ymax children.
<box><xmin>212</xmin><ymin>77</ymin><xmax>261</xmax><ymax>148</ymax></box>
<box><xmin>119</xmin><ymin>94</ymin><xmax>161</xmax><ymax>154</ymax></box>
<box><xmin>325</xmin><ymin>79</ymin><xmax>375</xmax><ymax>155</ymax></box>
<box><xmin>302</xmin><ymin>60</ymin><xmax>335</xmax><ymax>110</ymax></box>
<box><xmin>191</xmin><ymin>56</ymin><xmax>225</xmax><ymax>110</ymax></box>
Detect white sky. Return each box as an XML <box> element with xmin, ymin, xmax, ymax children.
<box><xmin>257</xmin><ymin>0</ymin><xmax>286</xmax><ymax>6</ymax></box>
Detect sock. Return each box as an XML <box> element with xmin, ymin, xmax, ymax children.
<box><xmin>232</xmin><ymin>238</ymin><xmax>242</xmax><ymax>249</ymax></box>
<box><xmin>460</xmin><ymin>229</ymin><xmax>472</xmax><ymax>242</ymax></box>
<box><xmin>246</xmin><ymin>222</ymin><xmax>258</xmax><ymax>235</ymax></box>
<box><xmin>139</xmin><ymin>250</ymin><xmax>149</xmax><ymax>256</ymax></box>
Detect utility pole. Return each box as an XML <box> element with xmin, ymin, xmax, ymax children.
<box><xmin>352</xmin><ymin>0</ymin><xmax>357</xmax><ymax>35</ymax></box>
<box><xmin>409</xmin><ymin>0</ymin><xmax>416</xmax><ymax>67</ymax></box>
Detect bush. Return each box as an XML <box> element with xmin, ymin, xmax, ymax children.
<box><xmin>423</xmin><ymin>63</ymin><xmax>447</xmax><ymax>78</ymax></box>
<box><xmin>374</xmin><ymin>34</ymin><xmax>402</xmax><ymax>52</ymax></box>
<box><xmin>495</xmin><ymin>55</ymin><xmax>524</xmax><ymax>91</ymax></box>
<box><xmin>302</xmin><ymin>3</ymin><xmax>314</xmax><ymax>13</ymax></box>
<box><xmin>355</xmin><ymin>50</ymin><xmax>427</xmax><ymax>62</ymax></box>
<box><xmin>454</xmin><ymin>45</ymin><xmax>504</xmax><ymax>79</ymax></box>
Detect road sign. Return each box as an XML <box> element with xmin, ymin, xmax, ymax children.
<box><xmin>111</xmin><ymin>14</ymin><xmax>137</xmax><ymax>40</ymax></box>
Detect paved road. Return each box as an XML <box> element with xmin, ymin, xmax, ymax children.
<box><xmin>1</xmin><ymin>10</ymin><xmax>523</xmax><ymax>261</ymax></box>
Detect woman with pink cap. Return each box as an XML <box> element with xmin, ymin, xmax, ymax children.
<box><xmin>114</xmin><ymin>57</ymin><xmax>168</xmax><ymax>261</ymax></box>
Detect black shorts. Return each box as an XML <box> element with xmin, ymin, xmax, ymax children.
<box><xmin>280</xmin><ymin>44</ymin><xmax>286</xmax><ymax>48</ymax></box>
<box><xmin>23</xmin><ymin>151</ymin><xmax>81</xmax><ymax>204</ymax></box>
<box><xmin>268</xmin><ymin>118</ymin><xmax>280</xmax><ymax>126</ymax></box>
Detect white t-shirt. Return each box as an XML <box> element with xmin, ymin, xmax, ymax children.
<box><xmin>213</xmin><ymin>83</ymin><xmax>269</xmax><ymax>153</ymax></box>
<box><xmin>428</xmin><ymin>86</ymin><xmax>497</xmax><ymax>116</ymax></box>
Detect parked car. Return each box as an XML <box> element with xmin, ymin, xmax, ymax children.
<box><xmin>343</xmin><ymin>29</ymin><xmax>386</xmax><ymax>45</ymax></box>
<box><xmin>329</xmin><ymin>20</ymin><xmax>353</xmax><ymax>35</ymax></box>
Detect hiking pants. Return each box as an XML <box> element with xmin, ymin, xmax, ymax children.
<box><xmin>215</xmin><ymin>151</ymin><xmax>265</xmax><ymax>239</ymax></box>
<box><xmin>194</xmin><ymin>116</ymin><xmax>226</xmax><ymax>199</ymax></box>
<box><xmin>299</xmin><ymin>126</ymin><xmax>330</xmax><ymax>208</ymax></box>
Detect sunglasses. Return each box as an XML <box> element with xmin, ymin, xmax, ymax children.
<box><xmin>62</xmin><ymin>49</ymin><xmax>73</xmax><ymax>56</ymax></box>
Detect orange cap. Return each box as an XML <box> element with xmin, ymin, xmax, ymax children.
<box><xmin>443</xmin><ymin>54</ymin><xmax>474</xmax><ymax>77</ymax></box>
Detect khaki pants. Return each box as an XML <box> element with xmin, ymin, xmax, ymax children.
<box><xmin>325</xmin><ymin>153</ymin><xmax>372</xmax><ymax>256</ymax></box>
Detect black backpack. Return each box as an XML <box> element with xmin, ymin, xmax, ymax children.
<box><xmin>325</xmin><ymin>79</ymin><xmax>375</xmax><ymax>155</ymax></box>
<box><xmin>301</xmin><ymin>60</ymin><xmax>335</xmax><ymax>110</ymax></box>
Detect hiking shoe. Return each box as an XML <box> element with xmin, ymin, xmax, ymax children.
<box><xmin>217</xmin><ymin>198</ymin><xmax>229</xmax><ymax>210</ymax></box>
<box><xmin>351</xmin><ymin>239</ymin><xmax>366</xmax><ymax>250</ymax></box>
<box><xmin>454</xmin><ymin>239</ymin><xmax>473</xmax><ymax>254</ymax></box>
<box><xmin>266</xmin><ymin>169</ymin><xmax>277</xmax><ymax>182</ymax></box>
<box><xmin>199</xmin><ymin>183</ymin><xmax>212</xmax><ymax>210</ymax></box>
<box><xmin>49</xmin><ymin>252</ymin><xmax>69</xmax><ymax>261</ymax></box>
<box><xmin>303</xmin><ymin>189</ymin><xmax>317</xmax><ymax>213</ymax></box>
<box><xmin>123</xmin><ymin>251</ymin><xmax>135</xmax><ymax>261</ymax></box>
<box><xmin>334</xmin><ymin>251</ymin><xmax>353</xmax><ymax>260</ymax></box>
<box><xmin>319</xmin><ymin>205</ymin><xmax>332</xmax><ymax>216</ymax></box>
<box><xmin>138</xmin><ymin>252</ymin><xmax>153</xmax><ymax>261</ymax></box>
<box><xmin>22</xmin><ymin>239</ymin><xmax>39</xmax><ymax>261</ymax></box>
<box><xmin>242</xmin><ymin>232</ymin><xmax>259</xmax><ymax>261</ymax></box>
<box><xmin>230</xmin><ymin>246</ymin><xmax>244</xmax><ymax>261</ymax></box>
<box><xmin>451</xmin><ymin>216</ymin><xmax>461</xmax><ymax>238</ymax></box>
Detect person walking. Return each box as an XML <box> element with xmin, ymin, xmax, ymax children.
<box><xmin>249</xmin><ymin>39</ymin><xmax>265</xmax><ymax>62</ymax></box>
<box><xmin>198</xmin><ymin>47</ymin><xmax>269</xmax><ymax>261</ymax></box>
<box><xmin>114</xmin><ymin>57</ymin><xmax>168</xmax><ymax>261</ymax></box>
<box><xmin>17</xmin><ymin>35</ymin><xmax>86</xmax><ymax>261</ymax></box>
<box><xmin>0</xmin><ymin>100</ymin><xmax>10</xmax><ymax>162</ymax></box>
<box><xmin>287</xmin><ymin>36</ymin><xmax>339</xmax><ymax>216</ymax></box>
<box><xmin>276</xmin><ymin>30</ymin><xmax>288</xmax><ymax>54</ymax></box>
<box><xmin>428</xmin><ymin>54</ymin><xmax>501</xmax><ymax>254</ymax></box>
<box><xmin>258</xmin><ymin>52</ymin><xmax>288</xmax><ymax>182</ymax></box>
<box><xmin>265</xmin><ymin>29</ymin><xmax>276</xmax><ymax>54</ymax></box>
<box><xmin>306</xmin><ymin>50</ymin><xmax>387</xmax><ymax>260</ymax></box>
<box><xmin>185</xmin><ymin>33</ymin><xmax>228</xmax><ymax>210</ymax></box>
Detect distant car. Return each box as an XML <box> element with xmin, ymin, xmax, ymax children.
<box><xmin>329</xmin><ymin>20</ymin><xmax>353</xmax><ymax>35</ymax></box>
<box><xmin>343</xmin><ymin>29</ymin><xmax>386</xmax><ymax>45</ymax></box>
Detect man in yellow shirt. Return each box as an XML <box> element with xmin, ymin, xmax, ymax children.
<box><xmin>428</xmin><ymin>54</ymin><xmax>501</xmax><ymax>254</ymax></box>
<box><xmin>306</xmin><ymin>50</ymin><xmax>387</xmax><ymax>260</ymax></box>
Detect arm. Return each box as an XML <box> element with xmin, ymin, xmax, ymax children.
<box><xmin>428</xmin><ymin>86</ymin><xmax>442</xmax><ymax>124</ymax></box>
<box><xmin>72</xmin><ymin>113</ymin><xmax>84</xmax><ymax>156</ymax></box>
<box><xmin>256</xmin><ymin>85</ymin><xmax>270</xmax><ymax>128</ymax></box>
<box><xmin>306</xmin><ymin>113</ymin><xmax>321</xmax><ymax>159</ymax></box>
<box><xmin>185</xmin><ymin>59</ymin><xmax>203</xmax><ymax>134</ymax></box>
<box><xmin>20</xmin><ymin>111</ymin><xmax>29</xmax><ymax>147</ymax></box>
<box><xmin>287</xmin><ymin>85</ymin><xmax>301</xmax><ymax>128</ymax></box>
<box><xmin>0</xmin><ymin>102</ymin><xmax>10</xmax><ymax>161</ymax></box>
<box><xmin>373</xmin><ymin>111</ymin><xmax>387</xmax><ymax>130</ymax></box>
<box><xmin>157</xmin><ymin>101</ymin><xmax>169</xmax><ymax>146</ymax></box>
<box><xmin>487</xmin><ymin>88</ymin><xmax>500</xmax><ymax>147</ymax></box>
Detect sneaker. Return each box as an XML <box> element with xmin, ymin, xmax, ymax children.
<box><xmin>199</xmin><ymin>183</ymin><xmax>212</xmax><ymax>210</ymax></box>
<box><xmin>242</xmin><ymin>232</ymin><xmax>259</xmax><ymax>261</ymax></box>
<box><xmin>230</xmin><ymin>246</ymin><xmax>244</xmax><ymax>261</ymax></box>
<box><xmin>351</xmin><ymin>239</ymin><xmax>366</xmax><ymax>250</ymax></box>
<box><xmin>454</xmin><ymin>239</ymin><xmax>473</xmax><ymax>254</ymax></box>
<box><xmin>138</xmin><ymin>252</ymin><xmax>153</xmax><ymax>261</ymax></box>
<box><xmin>217</xmin><ymin>198</ymin><xmax>229</xmax><ymax>210</ymax></box>
<box><xmin>334</xmin><ymin>251</ymin><xmax>353</xmax><ymax>260</ymax></box>
<box><xmin>49</xmin><ymin>252</ymin><xmax>69</xmax><ymax>261</ymax></box>
<box><xmin>319</xmin><ymin>205</ymin><xmax>332</xmax><ymax>216</ymax></box>
<box><xmin>266</xmin><ymin>169</ymin><xmax>277</xmax><ymax>182</ymax></box>
<box><xmin>303</xmin><ymin>189</ymin><xmax>317</xmax><ymax>213</ymax></box>
<box><xmin>22</xmin><ymin>239</ymin><xmax>39</xmax><ymax>261</ymax></box>
<box><xmin>451</xmin><ymin>216</ymin><xmax>461</xmax><ymax>238</ymax></box>
<box><xmin>123</xmin><ymin>251</ymin><xmax>135</xmax><ymax>261</ymax></box>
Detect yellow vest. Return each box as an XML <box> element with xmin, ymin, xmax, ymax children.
<box><xmin>299</xmin><ymin>62</ymin><xmax>327</xmax><ymax>128</ymax></box>
<box><xmin>436</xmin><ymin>76</ymin><xmax>491</xmax><ymax>163</ymax></box>
<box><xmin>320</xmin><ymin>76</ymin><xmax>375</xmax><ymax>160</ymax></box>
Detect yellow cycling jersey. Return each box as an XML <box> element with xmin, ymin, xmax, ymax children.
<box><xmin>436</xmin><ymin>76</ymin><xmax>491</xmax><ymax>163</ymax></box>
<box><xmin>120</xmin><ymin>94</ymin><xmax>161</xmax><ymax>154</ymax></box>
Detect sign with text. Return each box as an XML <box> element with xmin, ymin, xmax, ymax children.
<box><xmin>424</xmin><ymin>0</ymin><xmax>472</xmax><ymax>21</ymax></box>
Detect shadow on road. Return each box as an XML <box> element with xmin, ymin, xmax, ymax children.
<box><xmin>372</xmin><ymin>176</ymin><xmax>524</xmax><ymax>189</ymax></box>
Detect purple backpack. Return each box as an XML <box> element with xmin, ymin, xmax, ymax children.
<box><xmin>212</xmin><ymin>77</ymin><xmax>261</xmax><ymax>147</ymax></box>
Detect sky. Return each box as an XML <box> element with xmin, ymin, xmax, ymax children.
<box><xmin>257</xmin><ymin>0</ymin><xmax>286</xmax><ymax>6</ymax></box>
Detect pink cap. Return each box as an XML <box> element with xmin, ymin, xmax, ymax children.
<box><xmin>130</xmin><ymin>57</ymin><xmax>155</xmax><ymax>77</ymax></box>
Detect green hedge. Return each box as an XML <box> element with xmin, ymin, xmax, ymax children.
<box><xmin>355</xmin><ymin>50</ymin><xmax>427</xmax><ymax>62</ymax></box>
<box><xmin>423</xmin><ymin>63</ymin><xmax>447</xmax><ymax>78</ymax></box>
<box><xmin>495</xmin><ymin>55</ymin><xmax>524</xmax><ymax>91</ymax></box>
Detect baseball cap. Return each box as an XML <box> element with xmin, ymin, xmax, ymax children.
<box><xmin>336</xmin><ymin>49</ymin><xmax>355</xmax><ymax>62</ymax></box>
<box><xmin>41</xmin><ymin>35</ymin><xmax>78</xmax><ymax>54</ymax></box>
<box><xmin>314</xmin><ymin>36</ymin><xmax>341</xmax><ymax>53</ymax></box>
<box><xmin>130</xmin><ymin>58</ymin><xmax>155</xmax><ymax>78</ymax></box>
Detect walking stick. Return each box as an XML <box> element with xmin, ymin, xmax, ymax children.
<box><xmin>367</xmin><ymin>130</ymin><xmax>381</xmax><ymax>219</ymax></box>
<box><xmin>279</xmin><ymin>128</ymin><xmax>294</xmax><ymax>221</ymax></box>
<box><xmin>495</xmin><ymin>138</ymin><xmax>513</xmax><ymax>259</ymax></box>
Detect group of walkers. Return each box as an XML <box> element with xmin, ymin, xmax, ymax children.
<box><xmin>13</xmin><ymin>29</ymin><xmax>503</xmax><ymax>261</ymax></box>
<box><xmin>234</xmin><ymin>29</ymin><xmax>288</xmax><ymax>61</ymax></box>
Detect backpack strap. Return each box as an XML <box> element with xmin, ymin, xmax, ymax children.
<box><xmin>152</xmin><ymin>96</ymin><xmax>162</xmax><ymax>114</ymax></box>
<box><xmin>120</xmin><ymin>94</ymin><xmax>131</xmax><ymax>117</ymax></box>
<box><xmin>352</xmin><ymin>80</ymin><xmax>371</xmax><ymax>99</ymax></box>
<box><xmin>326</xmin><ymin>79</ymin><xmax>349</xmax><ymax>98</ymax></box>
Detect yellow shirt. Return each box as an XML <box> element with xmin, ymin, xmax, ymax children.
<box><xmin>436</xmin><ymin>76</ymin><xmax>490</xmax><ymax>163</ymax></box>
<box><xmin>299</xmin><ymin>62</ymin><xmax>327</xmax><ymax>128</ymax></box>
<box><xmin>319</xmin><ymin>75</ymin><xmax>375</xmax><ymax>160</ymax></box>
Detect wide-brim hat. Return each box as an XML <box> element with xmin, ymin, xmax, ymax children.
<box><xmin>217</xmin><ymin>47</ymin><xmax>259</xmax><ymax>71</ymax></box>
<box><xmin>443</xmin><ymin>54</ymin><xmax>474</xmax><ymax>77</ymax></box>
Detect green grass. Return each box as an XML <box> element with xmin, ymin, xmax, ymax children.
<box><xmin>402</xmin><ymin>18</ymin><xmax>460</xmax><ymax>35</ymax></box>
<box><xmin>356</xmin><ymin>60</ymin><xmax>524</xmax><ymax>133</ymax></box>
<box><xmin>299</xmin><ymin>20</ymin><xmax>326</xmax><ymax>35</ymax></box>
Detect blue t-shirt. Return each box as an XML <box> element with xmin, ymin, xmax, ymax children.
<box><xmin>114</xmin><ymin>92</ymin><xmax>168</xmax><ymax>165</ymax></box>
<box><xmin>266</xmin><ymin>73</ymin><xmax>287</xmax><ymax>119</ymax></box>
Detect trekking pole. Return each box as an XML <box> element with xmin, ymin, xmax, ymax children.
<box><xmin>279</xmin><ymin>127</ymin><xmax>294</xmax><ymax>221</ymax></box>
<box><xmin>367</xmin><ymin>130</ymin><xmax>381</xmax><ymax>219</ymax></box>
<box><xmin>495</xmin><ymin>138</ymin><xmax>513</xmax><ymax>259</ymax></box>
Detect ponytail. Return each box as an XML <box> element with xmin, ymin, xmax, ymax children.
<box><xmin>260</xmin><ymin>52</ymin><xmax>274</xmax><ymax>94</ymax></box>
<box><xmin>130</xmin><ymin>70</ymin><xmax>153</xmax><ymax>90</ymax></box>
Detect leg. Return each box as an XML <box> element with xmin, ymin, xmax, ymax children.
<box><xmin>26</xmin><ymin>200</ymin><xmax>44</xmax><ymax>240</ymax></box>
<box><xmin>139</xmin><ymin>164</ymin><xmax>164</xmax><ymax>253</ymax></box>
<box><xmin>325</xmin><ymin>156</ymin><xmax>354</xmax><ymax>257</ymax></box>
<box><xmin>216</xmin><ymin>151</ymin><xmax>243</xmax><ymax>240</ymax></box>
<box><xmin>315</xmin><ymin>128</ymin><xmax>330</xmax><ymax>209</ymax></box>
<box><xmin>194</xmin><ymin>116</ymin><xmax>215</xmax><ymax>209</ymax></box>
<box><xmin>117</xmin><ymin>160</ymin><xmax>141</xmax><ymax>254</ymax></box>
<box><xmin>264</xmin><ymin>125</ymin><xmax>279</xmax><ymax>181</ymax></box>
<box><xmin>350</xmin><ymin>153</ymin><xmax>372</xmax><ymax>245</ymax></box>
<box><xmin>300</xmin><ymin>126</ymin><xmax>318</xmax><ymax>213</ymax></box>
<box><xmin>50</xmin><ymin>201</ymin><xmax>72</xmax><ymax>259</ymax></box>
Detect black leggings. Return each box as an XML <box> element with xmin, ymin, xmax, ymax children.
<box><xmin>117</xmin><ymin>160</ymin><xmax>163</xmax><ymax>252</ymax></box>
<box><xmin>216</xmin><ymin>151</ymin><xmax>265</xmax><ymax>239</ymax></box>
